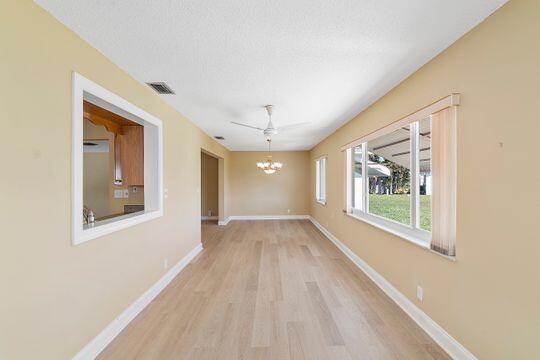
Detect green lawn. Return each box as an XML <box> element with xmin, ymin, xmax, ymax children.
<box><xmin>368</xmin><ymin>194</ymin><xmax>431</xmax><ymax>231</ymax></box>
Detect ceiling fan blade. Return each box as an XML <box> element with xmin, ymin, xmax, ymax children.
<box><xmin>276</xmin><ymin>122</ymin><xmax>311</xmax><ymax>131</ymax></box>
<box><xmin>230</xmin><ymin>121</ymin><xmax>264</xmax><ymax>131</ymax></box>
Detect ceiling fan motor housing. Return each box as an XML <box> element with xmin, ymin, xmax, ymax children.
<box><xmin>264</xmin><ymin>127</ymin><xmax>278</xmax><ymax>138</ymax></box>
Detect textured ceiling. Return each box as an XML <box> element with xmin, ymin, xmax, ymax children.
<box><xmin>37</xmin><ymin>0</ymin><xmax>506</xmax><ymax>150</ymax></box>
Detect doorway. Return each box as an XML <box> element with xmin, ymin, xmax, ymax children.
<box><xmin>201</xmin><ymin>151</ymin><xmax>219</xmax><ymax>220</ymax></box>
<box><xmin>201</xmin><ymin>150</ymin><xmax>221</xmax><ymax>244</ymax></box>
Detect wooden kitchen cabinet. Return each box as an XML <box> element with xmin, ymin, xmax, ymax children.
<box><xmin>118</xmin><ymin>125</ymin><xmax>144</xmax><ymax>186</ymax></box>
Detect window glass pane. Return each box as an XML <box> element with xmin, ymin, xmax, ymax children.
<box><xmin>316</xmin><ymin>160</ymin><xmax>320</xmax><ymax>200</ymax></box>
<box><xmin>320</xmin><ymin>158</ymin><xmax>326</xmax><ymax>200</ymax></box>
<box><xmin>367</xmin><ymin>125</ymin><xmax>411</xmax><ymax>225</ymax></box>
<box><xmin>352</xmin><ymin>145</ymin><xmax>363</xmax><ymax>210</ymax></box>
<box><xmin>418</xmin><ymin>118</ymin><xmax>432</xmax><ymax>231</ymax></box>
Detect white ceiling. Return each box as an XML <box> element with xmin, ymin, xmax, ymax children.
<box><xmin>37</xmin><ymin>0</ymin><xmax>506</xmax><ymax>150</ymax></box>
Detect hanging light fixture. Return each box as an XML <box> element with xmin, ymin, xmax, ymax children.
<box><xmin>256</xmin><ymin>139</ymin><xmax>283</xmax><ymax>174</ymax></box>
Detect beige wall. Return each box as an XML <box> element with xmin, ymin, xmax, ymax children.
<box><xmin>0</xmin><ymin>1</ymin><xmax>230</xmax><ymax>359</ymax></box>
<box><xmin>83</xmin><ymin>152</ymin><xmax>110</xmax><ymax>217</ymax></box>
<box><xmin>309</xmin><ymin>0</ymin><xmax>540</xmax><ymax>358</ymax></box>
<box><xmin>201</xmin><ymin>152</ymin><xmax>219</xmax><ymax>217</ymax></box>
<box><xmin>229</xmin><ymin>151</ymin><xmax>310</xmax><ymax>216</ymax></box>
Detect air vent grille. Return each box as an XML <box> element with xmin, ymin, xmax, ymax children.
<box><xmin>146</xmin><ymin>82</ymin><xmax>175</xmax><ymax>94</ymax></box>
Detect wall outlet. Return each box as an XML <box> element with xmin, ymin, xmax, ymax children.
<box><xmin>163</xmin><ymin>258</ymin><xmax>168</xmax><ymax>269</ymax></box>
<box><xmin>123</xmin><ymin>189</ymin><xmax>129</xmax><ymax>198</ymax></box>
<box><xmin>132</xmin><ymin>186</ymin><xmax>138</xmax><ymax>193</ymax></box>
<box><xmin>114</xmin><ymin>189</ymin><xmax>123</xmax><ymax>198</ymax></box>
<box><xmin>416</xmin><ymin>285</ymin><xmax>423</xmax><ymax>302</ymax></box>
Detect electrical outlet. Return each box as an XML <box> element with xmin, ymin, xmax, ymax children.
<box><xmin>416</xmin><ymin>285</ymin><xmax>423</xmax><ymax>302</ymax></box>
<box><xmin>163</xmin><ymin>258</ymin><xmax>168</xmax><ymax>269</ymax></box>
<box><xmin>132</xmin><ymin>186</ymin><xmax>138</xmax><ymax>193</ymax></box>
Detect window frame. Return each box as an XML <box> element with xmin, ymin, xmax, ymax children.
<box><xmin>72</xmin><ymin>72</ymin><xmax>163</xmax><ymax>246</ymax></box>
<box><xmin>342</xmin><ymin>94</ymin><xmax>459</xmax><ymax>248</ymax></box>
<box><xmin>315</xmin><ymin>156</ymin><xmax>327</xmax><ymax>205</ymax></box>
<box><xmin>346</xmin><ymin>121</ymin><xmax>430</xmax><ymax>245</ymax></box>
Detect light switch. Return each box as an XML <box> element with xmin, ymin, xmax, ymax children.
<box><xmin>114</xmin><ymin>189</ymin><xmax>123</xmax><ymax>198</ymax></box>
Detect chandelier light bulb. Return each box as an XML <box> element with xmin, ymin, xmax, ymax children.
<box><xmin>256</xmin><ymin>139</ymin><xmax>283</xmax><ymax>174</ymax></box>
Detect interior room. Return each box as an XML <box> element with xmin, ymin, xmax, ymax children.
<box><xmin>2</xmin><ymin>1</ymin><xmax>539</xmax><ymax>359</ymax></box>
<box><xmin>83</xmin><ymin>100</ymin><xmax>145</xmax><ymax>224</ymax></box>
<box><xmin>200</xmin><ymin>151</ymin><xmax>218</xmax><ymax>221</ymax></box>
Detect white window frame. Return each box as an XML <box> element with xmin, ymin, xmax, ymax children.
<box><xmin>315</xmin><ymin>156</ymin><xmax>327</xmax><ymax>205</ymax></box>
<box><xmin>72</xmin><ymin>72</ymin><xmax>163</xmax><ymax>245</ymax></box>
<box><xmin>342</xmin><ymin>94</ymin><xmax>459</xmax><ymax>248</ymax></box>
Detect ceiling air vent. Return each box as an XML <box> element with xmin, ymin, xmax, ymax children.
<box><xmin>214</xmin><ymin>136</ymin><xmax>225</xmax><ymax>140</ymax></box>
<box><xmin>146</xmin><ymin>82</ymin><xmax>175</xmax><ymax>94</ymax></box>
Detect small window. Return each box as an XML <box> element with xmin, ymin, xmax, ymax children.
<box><xmin>72</xmin><ymin>73</ymin><xmax>163</xmax><ymax>245</ymax></box>
<box><xmin>343</xmin><ymin>94</ymin><xmax>458</xmax><ymax>255</ymax></box>
<box><xmin>315</xmin><ymin>157</ymin><xmax>326</xmax><ymax>204</ymax></box>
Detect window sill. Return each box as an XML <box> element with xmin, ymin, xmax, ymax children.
<box><xmin>316</xmin><ymin>199</ymin><xmax>327</xmax><ymax>205</ymax></box>
<box><xmin>344</xmin><ymin>212</ymin><xmax>455</xmax><ymax>261</ymax></box>
<box><xmin>345</xmin><ymin>211</ymin><xmax>429</xmax><ymax>248</ymax></box>
<box><xmin>75</xmin><ymin>210</ymin><xmax>162</xmax><ymax>245</ymax></box>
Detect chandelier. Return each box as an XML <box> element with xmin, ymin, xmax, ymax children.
<box><xmin>256</xmin><ymin>139</ymin><xmax>283</xmax><ymax>174</ymax></box>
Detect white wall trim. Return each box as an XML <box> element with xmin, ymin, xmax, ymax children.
<box><xmin>218</xmin><ymin>217</ymin><xmax>231</xmax><ymax>226</ymax></box>
<box><xmin>218</xmin><ymin>215</ymin><xmax>309</xmax><ymax>225</ymax></box>
<box><xmin>201</xmin><ymin>216</ymin><xmax>218</xmax><ymax>220</ymax></box>
<box><xmin>308</xmin><ymin>216</ymin><xmax>476</xmax><ymax>360</ymax></box>
<box><xmin>231</xmin><ymin>215</ymin><xmax>309</xmax><ymax>221</ymax></box>
<box><xmin>73</xmin><ymin>243</ymin><xmax>203</xmax><ymax>360</ymax></box>
<box><xmin>72</xmin><ymin>72</ymin><xmax>164</xmax><ymax>246</ymax></box>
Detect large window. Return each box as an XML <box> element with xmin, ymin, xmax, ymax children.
<box><xmin>343</xmin><ymin>95</ymin><xmax>458</xmax><ymax>255</ymax></box>
<box><xmin>72</xmin><ymin>73</ymin><xmax>163</xmax><ymax>245</ymax></box>
<box><xmin>315</xmin><ymin>157</ymin><xmax>326</xmax><ymax>204</ymax></box>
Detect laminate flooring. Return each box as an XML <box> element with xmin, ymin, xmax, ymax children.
<box><xmin>99</xmin><ymin>220</ymin><xmax>449</xmax><ymax>360</ymax></box>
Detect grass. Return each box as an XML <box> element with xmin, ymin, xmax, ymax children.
<box><xmin>368</xmin><ymin>194</ymin><xmax>431</xmax><ymax>231</ymax></box>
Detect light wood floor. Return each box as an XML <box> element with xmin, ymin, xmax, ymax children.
<box><xmin>99</xmin><ymin>220</ymin><xmax>449</xmax><ymax>360</ymax></box>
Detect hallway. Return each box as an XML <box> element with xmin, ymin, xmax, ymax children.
<box><xmin>99</xmin><ymin>220</ymin><xmax>449</xmax><ymax>359</ymax></box>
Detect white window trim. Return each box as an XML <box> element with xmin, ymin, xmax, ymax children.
<box><xmin>315</xmin><ymin>156</ymin><xmax>327</xmax><ymax>205</ymax></box>
<box><xmin>72</xmin><ymin>72</ymin><xmax>163</xmax><ymax>245</ymax></box>
<box><xmin>342</xmin><ymin>94</ymin><xmax>459</xmax><ymax>248</ymax></box>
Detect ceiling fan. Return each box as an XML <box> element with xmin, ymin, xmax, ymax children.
<box><xmin>231</xmin><ymin>105</ymin><xmax>309</xmax><ymax>138</ymax></box>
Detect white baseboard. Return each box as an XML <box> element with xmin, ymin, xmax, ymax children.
<box><xmin>231</xmin><ymin>215</ymin><xmax>309</xmax><ymax>221</ymax></box>
<box><xmin>218</xmin><ymin>215</ymin><xmax>309</xmax><ymax>226</ymax></box>
<box><xmin>201</xmin><ymin>216</ymin><xmax>218</xmax><ymax>220</ymax></box>
<box><xmin>308</xmin><ymin>216</ymin><xmax>476</xmax><ymax>360</ymax></box>
<box><xmin>218</xmin><ymin>217</ymin><xmax>230</xmax><ymax>226</ymax></box>
<box><xmin>73</xmin><ymin>243</ymin><xmax>204</xmax><ymax>360</ymax></box>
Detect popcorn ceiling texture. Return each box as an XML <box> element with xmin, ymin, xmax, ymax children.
<box><xmin>36</xmin><ymin>0</ymin><xmax>506</xmax><ymax>150</ymax></box>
